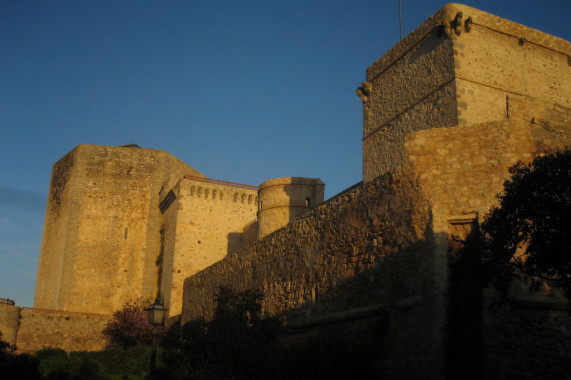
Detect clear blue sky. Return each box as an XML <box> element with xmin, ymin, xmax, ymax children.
<box><xmin>1</xmin><ymin>0</ymin><xmax>570</xmax><ymax>307</ymax></box>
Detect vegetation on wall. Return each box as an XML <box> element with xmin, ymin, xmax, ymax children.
<box><xmin>481</xmin><ymin>149</ymin><xmax>571</xmax><ymax>295</ymax></box>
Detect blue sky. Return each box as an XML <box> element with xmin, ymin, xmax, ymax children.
<box><xmin>1</xmin><ymin>0</ymin><xmax>570</xmax><ymax>307</ymax></box>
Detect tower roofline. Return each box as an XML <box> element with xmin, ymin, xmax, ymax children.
<box><xmin>367</xmin><ymin>3</ymin><xmax>571</xmax><ymax>81</ymax></box>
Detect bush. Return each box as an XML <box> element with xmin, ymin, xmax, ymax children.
<box><xmin>36</xmin><ymin>348</ymin><xmax>68</xmax><ymax>377</ymax></box>
<box><xmin>35</xmin><ymin>346</ymin><xmax>152</xmax><ymax>379</ymax></box>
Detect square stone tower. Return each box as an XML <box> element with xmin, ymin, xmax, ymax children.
<box><xmin>34</xmin><ymin>144</ymin><xmax>205</xmax><ymax>314</ymax></box>
<box><xmin>362</xmin><ymin>3</ymin><xmax>571</xmax><ymax>182</ymax></box>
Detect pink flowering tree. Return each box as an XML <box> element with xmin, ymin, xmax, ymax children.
<box><xmin>102</xmin><ymin>299</ymin><xmax>164</xmax><ymax>348</ymax></box>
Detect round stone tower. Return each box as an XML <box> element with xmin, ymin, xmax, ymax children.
<box><xmin>257</xmin><ymin>177</ymin><xmax>324</xmax><ymax>239</ymax></box>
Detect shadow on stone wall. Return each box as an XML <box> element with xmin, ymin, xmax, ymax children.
<box><xmin>182</xmin><ymin>170</ymin><xmax>452</xmax><ymax>378</ymax></box>
<box><xmin>446</xmin><ymin>222</ymin><xmax>483</xmax><ymax>380</ymax></box>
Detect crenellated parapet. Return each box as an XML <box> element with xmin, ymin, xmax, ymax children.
<box><xmin>159</xmin><ymin>175</ymin><xmax>259</xmax><ymax>316</ymax></box>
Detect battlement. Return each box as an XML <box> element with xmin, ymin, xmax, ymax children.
<box><xmin>159</xmin><ymin>176</ymin><xmax>259</xmax><ymax>315</ymax></box>
<box><xmin>183</xmin><ymin>175</ymin><xmax>259</xmax><ymax>190</ymax></box>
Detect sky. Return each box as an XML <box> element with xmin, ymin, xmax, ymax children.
<box><xmin>1</xmin><ymin>0</ymin><xmax>570</xmax><ymax>307</ymax></box>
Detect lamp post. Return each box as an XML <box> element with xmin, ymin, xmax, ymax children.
<box><xmin>145</xmin><ymin>300</ymin><xmax>167</xmax><ymax>378</ymax></box>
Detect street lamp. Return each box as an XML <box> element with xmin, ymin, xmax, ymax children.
<box><xmin>146</xmin><ymin>300</ymin><xmax>167</xmax><ymax>326</ymax></box>
<box><xmin>145</xmin><ymin>300</ymin><xmax>167</xmax><ymax>378</ymax></box>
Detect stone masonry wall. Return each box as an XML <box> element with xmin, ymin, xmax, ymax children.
<box><xmin>161</xmin><ymin>177</ymin><xmax>258</xmax><ymax>316</ymax></box>
<box><xmin>257</xmin><ymin>177</ymin><xmax>324</xmax><ymax>239</ymax></box>
<box><xmin>452</xmin><ymin>5</ymin><xmax>571</xmax><ymax>127</ymax></box>
<box><xmin>182</xmin><ymin>170</ymin><xmax>450</xmax><ymax>379</ymax></box>
<box><xmin>35</xmin><ymin>144</ymin><xmax>205</xmax><ymax>315</ymax></box>
<box><xmin>16</xmin><ymin>309</ymin><xmax>109</xmax><ymax>353</ymax></box>
<box><xmin>34</xmin><ymin>149</ymin><xmax>76</xmax><ymax>311</ymax></box>
<box><xmin>483</xmin><ymin>286</ymin><xmax>571</xmax><ymax>380</ymax></box>
<box><xmin>362</xmin><ymin>22</ymin><xmax>457</xmax><ymax>181</ymax></box>
<box><xmin>0</xmin><ymin>303</ymin><xmax>109</xmax><ymax>353</ymax></box>
<box><xmin>405</xmin><ymin>111</ymin><xmax>571</xmax><ymax>378</ymax></box>
<box><xmin>405</xmin><ymin>112</ymin><xmax>571</xmax><ymax>231</ymax></box>
<box><xmin>362</xmin><ymin>3</ymin><xmax>571</xmax><ymax>182</ymax></box>
<box><xmin>0</xmin><ymin>302</ymin><xmax>20</xmax><ymax>347</ymax></box>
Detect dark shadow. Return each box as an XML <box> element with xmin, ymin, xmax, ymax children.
<box><xmin>182</xmin><ymin>173</ymin><xmax>455</xmax><ymax>379</ymax></box>
<box><xmin>446</xmin><ymin>221</ymin><xmax>483</xmax><ymax>380</ymax></box>
<box><xmin>408</xmin><ymin>26</ymin><xmax>450</xmax><ymax>64</ymax></box>
<box><xmin>226</xmin><ymin>232</ymin><xmax>244</xmax><ymax>256</ymax></box>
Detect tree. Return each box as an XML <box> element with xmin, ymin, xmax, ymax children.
<box><xmin>481</xmin><ymin>149</ymin><xmax>571</xmax><ymax>294</ymax></box>
<box><xmin>102</xmin><ymin>299</ymin><xmax>160</xmax><ymax>349</ymax></box>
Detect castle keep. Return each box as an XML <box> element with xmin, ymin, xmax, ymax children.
<box><xmin>1</xmin><ymin>4</ymin><xmax>570</xmax><ymax>379</ymax></box>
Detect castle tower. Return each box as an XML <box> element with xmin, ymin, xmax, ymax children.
<box><xmin>257</xmin><ymin>177</ymin><xmax>324</xmax><ymax>239</ymax></box>
<box><xmin>34</xmin><ymin>144</ymin><xmax>205</xmax><ymax>315</ymax></box>
<box><xmin>159</xmin><ymin>176</ymin><xmax>258</xmax><ymax>316</ymax></box>
<box><xmin>361</xmin><ymin>3</ymin><xmax>571</xmax><ymax>182</ymax></box>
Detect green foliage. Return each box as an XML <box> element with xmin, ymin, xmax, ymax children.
<box><xmin>102</xmin><ymin>299</ymin><xmax>160</xmax><ymax>349</ymax></box>
<box><xmin>481</xmin><ymin>149</ymin><xmax>571</xmax><ymax>294</ymax></box>
<box><xmin>1</xmin><ymin>346</ymin><xmax>42</xmax><ymax>380</ymax></box>
<box><xmin>35</xmin><ymin>345</ymin><xmax>152</xmax><ymax>380</ymax></box>
<box><xmin>161</xmin><ymin>287</ymin><xmax>283</xmax><ymax>379</ymax></box>
<box><xmin>36</xmin><ymin>348</ymin><xmax>68</xmax><ymax>376</ymax></box>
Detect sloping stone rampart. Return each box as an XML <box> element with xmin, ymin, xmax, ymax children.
<box><xmin>183</xmin><ymin>170</ymin><xmax>449</xmax><ymax>379</ymax></box>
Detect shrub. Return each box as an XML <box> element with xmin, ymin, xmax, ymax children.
<box><xmin>102</xmin><ymin>299</ymin><xmax>159</xmax><ymax>349</ymax></box>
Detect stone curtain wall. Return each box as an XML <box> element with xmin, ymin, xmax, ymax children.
<box><xmin>183</xmin><ymin>170</ymin><xmax>451</xmax><ymax>378</ymax></box>
<box><xmin>0</xmin><ymin>303</ymin><xmax>109</xmax><ymax>353</ymax></box>
<box><xmin>0</xmin><ymin>302</ymin><xmax>20</xmax><ymax>347</ymax></box>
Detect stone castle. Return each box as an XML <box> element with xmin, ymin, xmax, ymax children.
<box><xmin>1</xmin><ymin>4</ymin><xmax>570</xmax><ymax>379</ymax></box>
<box><xmin>34</xmin><ymin>144</ymin><xmax>324</xmax><ymax>317</ymax></box>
